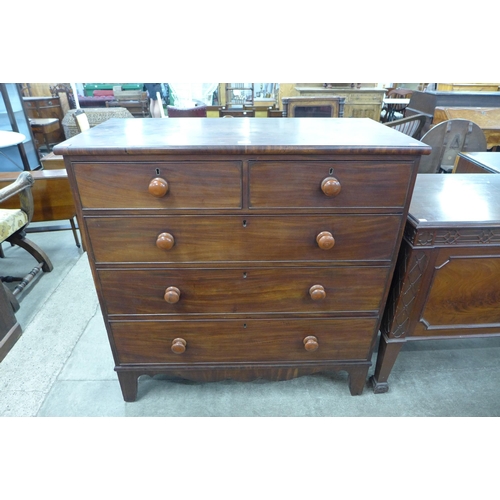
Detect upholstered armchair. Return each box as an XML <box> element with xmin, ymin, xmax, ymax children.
<box><xmin>0</xmin><ymin>172</ymin><xmax>53</xmax><ymax>311</ymax></box>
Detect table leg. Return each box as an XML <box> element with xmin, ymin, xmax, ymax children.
<box><xmin>370</xmin><ymin>333</ymin><xmax>405</xmax><ymax>393</ymax></box>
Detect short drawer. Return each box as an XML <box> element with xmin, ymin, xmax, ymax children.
<box><xmin>72</xmin><ymin>161</ymin><xmax>242</xmax><ymax>209</ymax></box>
<box><xmin>110</xmin><ymin>317</ymin><xmax>378</xmax><ymax>364</ymax></box>
<box><xmin>98</xmin><ymin>266</ymin><xmax>389</xmax><ymax>316</ymax></box>
<box><xmin>87</xmin><ymin>214</ymin><xmax>401</xmax><ymax>263</ymax></box>
<box><xmin>249</xmin><ymin>160</ymin><xmax>412</xmax><ymax>209</ymax></box>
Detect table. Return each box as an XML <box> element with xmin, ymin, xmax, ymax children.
<box><xmin>371</xmin><ymin>173</ymin><xmax>500</xmax><ymax>393</ymax></box>
<box><xmin>54</xmin><ymin>117</ymin><xmax>430</xmax><ymax>402</ymax></box>
<box><xmin>0</xmin><ymin>131</ymin><xmax>26</xmax><ymax>170</ymax></box>
<box><xmin>433</xmin><ymin>107</ymin><xmax>500</xmax><ymax>149</ymax></box>
<box><xmin>29</xmin><ymin>118</ymin><xmax>60</xmax><ymax>151</ymax></box>
<box><xmin>454</xmin><ymin>152</ymin><xmax>500</xmax><ymax>173</ymax></box>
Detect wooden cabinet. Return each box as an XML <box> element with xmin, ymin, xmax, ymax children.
<box><xmin>23</xmin><ymin>96</ymin><xmax>65</xmax><ymax>144</ymax></box>
<box><xmin>372</xmin><ymin>174</ymin><xmax>500</xmax><ymax>393</ymax></box>
<box><xmin>293</xmin><ymin>87</ymin><xmax>386</xmax><ymax>121</ymax></box>
<box><xmin>54</xmin><ymin>117</ymin><xmax>430</xmax><ymax>402</ymax></box>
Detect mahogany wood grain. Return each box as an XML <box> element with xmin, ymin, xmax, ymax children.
<box><xmin>86</xmin><ymin>215</ymin><xmax>401</xmax><ymax>264</ymax></box>
<box><xmin>372</xmin><ymin>174</ymin><xmax>500</xmax><ymax>393</ymax></box>
<box><xmin>98</xmin><ymin>266</ymin><xmax>389</xmax><ymax>315</ymax></box>
<box><xmin>54</xmin><ymin>117</ymin><xmax>430</xmax><ymax>400</ymax></box>
<box><xmin>73</xmin><ymin>161</ymin><xmax>243</xmax><ymax>209</ymax></box>
<box><xmin>110</xmin><ymin>317</ymin><xmax>378</xmax><ymax>363</ymax></box>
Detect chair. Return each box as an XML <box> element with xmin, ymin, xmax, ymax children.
<box><xmin>381</xmin><ymin>88</ymin><xmax>413</xmax><ymax>122</ymax></box>
<box><xmin>73</xmin><ymin>109</ymin><xmax>90</xmax><ymax>133</ymax></box>
<box><xmin>0</xmin><ymin>172</ymin><xmax>53</xmax><ymax>312</ymax></box>
<box><xmin>418</xmin><ymin>119</ymin><xmax>487</xmax><ymax>173</ymax></box>
<box><xmin>384</xmin><ymin>113</ymin><xmax>427</xmax><ymax>139</ymax></box>
<box><xmin>167</xmin><ymin>105</ymin><xmax>207</xmax><ymax>117</ymax></box>
<box><xmin>219</xmin><ymin>108</ymin><xmax>255</xmax><ymax>117</ymax></box>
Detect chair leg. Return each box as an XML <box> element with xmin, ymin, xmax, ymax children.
<box><xmin>69</xmin><ymin>217</ymin><xmax>81</xmax><ymax>248</ymax></box>
<box><xmin>0</xmin><ymin>243</ymin><xmax>4</xmax><ymax>258</ymax></box>
<box><xmin>7</xmin><ymin>232</ymin><xmax>54</xmax><ymax>273</ymax></box>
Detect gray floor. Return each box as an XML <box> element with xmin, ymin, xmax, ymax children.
<box><xmin>2</xmin><ymin>224</ymin><xmax>500</xmax><ymax>417</ymax></box>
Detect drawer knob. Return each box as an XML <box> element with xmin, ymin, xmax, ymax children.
<box><xmin>148</xmin><ymin>177</ymin><xmax>169</xmax><ymax>197</ymax></box>
<box><xmin>321</xmin><ymin>176</ymin><xmax>341</xmax><ymax>197</ymax></box>
<box><xmin>316</xmin><ymin>231</ymin><xmax>335</xmax><ymax>250</ymax></box>
<box><xmin>309</xmin><ymin>284</ymin><xmax>326</xmax><ymax>300</ymax></box>
<box><xmin>303</xmin><ymin>336</ymin><xmax>319</xmax><ymax>352</ymax></box>
<box><xmin>171</xmin><ymin>338</ymin><xmax>186</xmax><ymax>354</ymax></box>
<box><xmin>156</xmin><ymin>232</ymin><xmax>175</xmax><ymax>250</ymax></box>
<box><xmin>164</xmin><ymin>286</ymin><xmax>181</xmax><ymax>304</ymax></box>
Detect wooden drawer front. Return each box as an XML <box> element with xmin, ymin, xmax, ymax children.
<box><xmin>347</xmin><ymin>93</ymin><xmax>383</xmax><ymax>104</ymax></box>
<box><xmin>87</xmin><ymin>215</ymin><xmax>400</xmax><ymax>263</ymax></box>
<box><xmin>111</xmin><ymin>317</ymin><xmax>378</xmax><ymax>364</ymax></box>
<box><xmin>73</xmin><ymin>161</ymin><xmax>242</xmax><ymax>209</ymax></box>
<box><xmin>249</xmin><ymin>161</ymin><xmax>411</xmax><ymax>209</ymax></box>
<box><xmin>99</xmin><ymin>266</ymin><xmax>388</xmax><ymax>316</ymax></box>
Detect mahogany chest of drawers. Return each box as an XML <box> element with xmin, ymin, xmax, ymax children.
<box><xmin>371</xmin><ymin>174</ymin><xmax>500</xmax><ymax>393</ymax></box>
<box><xmin>54</xmin><ymin>118</ymin><xmax>430</xmax><ymax>401</ymax></box>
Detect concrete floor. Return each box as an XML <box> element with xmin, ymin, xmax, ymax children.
<box><xmin>2</xmin><ymin>224</ymin><xmax>500</xmax><ymax>417</ymax></box>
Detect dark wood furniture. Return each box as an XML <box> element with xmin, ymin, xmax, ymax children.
<box><xmin>29</xmin><ymin>118</ymin><xmax>61</xmax><ymax>152</ymax></box>
<box><xmin>23</xmin><ymin>96</ymin><xmax>65</xmax><ymax>144</ymax></box>
<box><xmin>54</xmin><ymin>117</ymin><xmax>430</xmax><ymax>402</ymax></box>
<box><xmin>0</xmin><ymin>172</ymin><xmax>54</xmax><ymax>312</ymax></box>
<box><xmin>107</xmin><ymin>99</ymin><xmax>150</xmax><ymax>117</ymax></box>
<box><xmin>405</xmin><ymin>90</ymin><xmax>500</xmax><ymax>135</ymax></box>
<box><xmin>371</xmin><ymin>174</ymin><xmax>500</xmax><ymax>393</ymax></box>
<box><xmin>219</xmin><ymin>107</ymin><xmax>255</xmax><ymax>117</ymax></box>
<box><xmin>282</xmin><ymin>96</ymin><xmax>345</xmax><ymax>118</ymax></box>
<box><xmin>454</xmin><ymin>152</ymin><xmax>500</xmax><ymax>173</ymax></box>
<box><xmin>0</xmin><ymin>272</ymin><xmax>22</xmax><ymax>362</ymax></box>
<box><xmin>433</xmin><ymin>107</ymin><xmax>500</xmax><ymax>150</ymax></box>
<box><xmin>0</xmin><ymin>170</ymin><xmax>81</xmax><ymax>249</ymax></box>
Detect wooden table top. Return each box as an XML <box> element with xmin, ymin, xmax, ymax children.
<box><xmin>433</xmin><ymin>107</ymin><xmax>500</xmax><ymax>129</ymax></box>
<box><xmin>54</xmin><ymin>117</ymin><xmax>431</xmax><ymax>156</ymax></box>
<box><xmin>409</xmin><ymin>173</ymin><xmax>500</xmax><ymax>226</ymax></box>
<box><xmin>456</xmin><ymin>152</ymin><xmax>500</xmax><ymax>173</ymax></box>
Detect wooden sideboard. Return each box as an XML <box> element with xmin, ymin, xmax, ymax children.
<box><xmin>454</xmin><ymin>152</ymin><xmax>500</xmax><ymax>173</ymax></box>
<box><xmin>294</xmin><ymin>87</ymin><xmax>385</xmax><ymax>121</ymax></box>
<box><xmin>371</xmin><ymin>174</ymin><xmax>500</xmax><ymax>393</ymax></box>
<box><xmin>54</xmin><ymin>117</ymin><xmax>430</xmax><ymax>402</ymax></box>
<box><xmin>406</xmin><ymin>90</ymin><xmax>500</xmax><ymax>134</ymax></box>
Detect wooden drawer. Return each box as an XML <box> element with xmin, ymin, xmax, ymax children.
<box><xmin>73</xmin><ymin>161</ymin><xmax>242</xmax><ymax>209</ymax></box>
<box><xmin>110</xmin><ymin>317</ymin><xmax>378</xmax><ymax>364</ymax></box>
<box><xmin>98</xmin><ymin>266</ymin><xmax>389</xmax><ymax>316</ymax></box>
<box><xmin>249</xmin><ymin>161</ymin><xmax>412</xmax><ymax>209</ymax></box>
<box><xmin>87</xmin><ymin>214</ymin><xmax>401</xmax><ymax>264</ymax></box>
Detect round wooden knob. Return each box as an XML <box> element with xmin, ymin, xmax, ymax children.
<box><xmin>164</xmin><ymin>286</ymin><xmax>181</xmax><ymax>304</ymax></box>
<box><xmin>156</xmin><ymin>232</ymin><xmax>175</xmax><ymax>250</ymax></box>
<box><xmin>321</xmin><ymin>176</ymin><xmax>341</xmax><ymax>197</ymax></box>
<box><xmin>148</xmin><ymin>177</ymin><xmax>169</xmax><ymax>197</ymax></box>
<box><xmin>303</xmin><ymin>336</ymin><xmax>319</xmax><ymax>352</ymax></box>
<box><xmin>171</xmin><ymin>338</ymin><xmax>186</xmax><ymax>354</ymax></box>
<box><xmin>309</xmin><ymin>284</ymin><xmax>326</xmax><ymax>300</ymax></box>
<box><xmin>316</xmin><ymin>231</ymin><xmax>335</xmax><ymax>250</ymax></box>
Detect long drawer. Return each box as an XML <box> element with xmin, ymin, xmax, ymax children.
<box><xmin>110</xmin><ymin>317</ymin><xmax>379</xmax><ymax>364</ymax></box>
<box><xmin>249</xmin><ymin>160</ymin><xmax>412</xmax><ymax>209</ymax></box>
<box><xmin>73</xmin><ymin>161</ymin><xmax>242</xmax><ymax>209</ymax></box>
<box><xmin>87</xmin><ymin>214</ymin><xmax>401</xmax><ymax>263</ymax></box>
<box><xmin>98</xmin><ymin>266</ymin><xmax>389</xmax><ymax>316</ymax></box>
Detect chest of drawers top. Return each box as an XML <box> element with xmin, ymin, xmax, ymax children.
<box><xmin>54</xmin><ymin>117</ymin><xmax>429</xmax><ymax>157</ymax></box>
